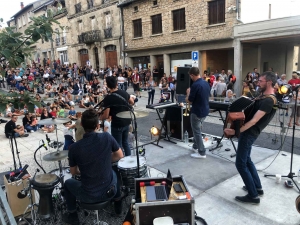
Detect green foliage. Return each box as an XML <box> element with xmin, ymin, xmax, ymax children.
<box><xmin>0</xmin><ymin>11</ymin><xmax>61</xmax><ymax>71</ymax></box>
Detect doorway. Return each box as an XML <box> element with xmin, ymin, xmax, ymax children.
<box><xmin>157</xmin><ymin>55</ymin><xmax>164</xmax><ymax>79</ymax></box>
<box><xmin>105</xmin><ymin>45</ymin><xmax>117</xmax><ymax>68</ymax></box>
<box><xmin>79</xmin><ymin>49</ymin><xmax>89</xmax><ymax>67</ymax></box>
<box><xmin>94</xmin><ymin>47</ymin><xmax>100</xmax><ymax>71</ymax></box>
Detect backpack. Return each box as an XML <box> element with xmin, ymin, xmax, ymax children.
<box><xmin>231</xmin><ymin>75</ymin><xmax>236</xmax><ymax>83</ymax></box>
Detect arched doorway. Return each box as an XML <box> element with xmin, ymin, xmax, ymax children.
<box><xmin>105</xmin><ymin>45</ymin><xmax>117</xmax><ymax>68</ymax></box>
<box><xmin>79</xmin><ymin>49</ymin><xmax>89</xmax><ymax>67</ymax></box>
<box><xmin>94</xmin><ymin>47</ymin><xmax>100</xmax><ymax>70</ymax></box>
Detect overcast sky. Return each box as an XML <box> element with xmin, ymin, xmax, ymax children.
<box><xmin>1</xmin><ymin>0</ymin><xmax>33</xmax><ymax>24</ymax></box>
<box><xmin>1</xmin><ymin>0</ymin><xmax>300</xmax><ymax>25</ymax></box>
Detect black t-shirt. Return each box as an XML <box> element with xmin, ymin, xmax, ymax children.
<box><xmin>68</xmin><ymin>132</ymin><xmax>119</xmax><ymax>197</ymax></box>
<box><xmin>22</xmin><ymin>116</ymin><xmax>31</xmax><ymax>127</ymax></box>
<box><xmin>245</xmin><ymin>96</ymin><xmax>277</xmax><ymax>137</ymax></box>
<box><xmin>5</xmin><ymin>120</ymin><xmax>16</xmax><ymax>137</ymax></box>
<box><xmin>153</xmin><ymin>69</ymin><xmax>159</xmax><ymax>77</ymax></box>
<box><xmin>102</xmin><ymin>90</ymin><xmax>131</xmax><ymax>128</ymax></box>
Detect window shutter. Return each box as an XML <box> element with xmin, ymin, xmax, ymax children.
<box><xmin>217</xmin><ymin>0</ymin><xmax>225</xmax><ymax>23</ymax></box>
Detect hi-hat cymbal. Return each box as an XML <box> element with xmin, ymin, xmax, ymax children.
<box><xmin>38</xmin><ymin>118</ymin><xmax>71</xmax><ymax>125</ymax></box>
<box><xmin>43</xmin><ymin>151</ymin><xmax>69</xmax><ymax>162</ymax></box>
<box><xmin>116</xmin><ymin>110</ymin><xmax>149</xmax><ymax>119</ymax></box>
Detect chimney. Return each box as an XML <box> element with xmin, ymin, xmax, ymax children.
<box><xmin>21</xmin><ymin>2</ymin><xmax>24</xmax><ymax>9</ymax></box>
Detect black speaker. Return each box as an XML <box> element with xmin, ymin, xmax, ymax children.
<box><xmin>176</xmin><ymin>67</ymin><xmax>193</xmax><ymax>95</ymax></box>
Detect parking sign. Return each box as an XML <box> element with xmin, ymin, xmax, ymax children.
<box><xmin>192</xmin><ymin>51</ymin><xmax>198</xmax><ymax>61</ymax></box>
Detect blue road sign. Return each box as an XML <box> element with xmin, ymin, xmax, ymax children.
<box><xmin>192</xmin><ymin>51</ymin><xmax>198</xmax><ymax>61</ymax></box>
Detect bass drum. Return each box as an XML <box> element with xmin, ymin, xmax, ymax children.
<box><xmin>296</xmin><ymin>195</ymin><xmax>300</xmax><ymax>213</ymax></box>
<box><xmin>118</xmin><ymin>156</ymin><xmax>148</xmax><ymax>193</ymax></box>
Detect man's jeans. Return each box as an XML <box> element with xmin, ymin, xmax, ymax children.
<box><xmin>64</xmin><ymin>170</ymin><xmax>120</xmax><ymax>212</ymax></box>
<box><xmin>235</xmin><ymin>131</ymin><xmax>261</xmax><ymax>198</ymax></box>
<box><xmin>25</xmin><ymin>125</ymin><xmax>38</xmax><ymax>132</ymax></box>
<box><xmin>190</xmin><ymin>113</ymin><xmax>206</xmax><ymax>155</ymax></box>
<box><xmin>111</xmin><ymin>125</ymin><xmax>131</xmax><ymax>156</ymax></box>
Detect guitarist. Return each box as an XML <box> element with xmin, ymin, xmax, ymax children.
<box><xmin>225</xmin><ymin>71</ymin><xmax>277</xmax><ymax>204</ymax></box>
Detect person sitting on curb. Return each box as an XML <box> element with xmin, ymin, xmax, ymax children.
<box><xmin>5</xmin><ymin>115</ymin><xmax>29</xmax><ymax>138</ymax></box>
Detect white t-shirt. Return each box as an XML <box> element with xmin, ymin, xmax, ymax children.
<box><xmin>104</xmin><ymin>120</ymin><xmax>111</xmax><ymax>134</ymax></box>
<box><xmin>43</xmin><ymin>73</ymin><xmax>49</xmax><ymax>78</ymax></box>
<box><xmin>118</xmin><ymin>76</ymin><xmax>125</xmax><ymax>84</ymax></box>
<box><xmin>63</xmin><ymin>127</ymin><xmax>74</xmax><ymax>137</ymax></box>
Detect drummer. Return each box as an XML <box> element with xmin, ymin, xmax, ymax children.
<box><xmin>62</xmin><ymin>108</ymin><xmax>124</xmax><ymax>225</ymax></box>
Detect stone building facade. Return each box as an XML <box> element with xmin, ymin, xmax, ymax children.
<box><xmin>119</xmin><ymin>0</ymin><xmax>240</xmax><ymax>79</ymax></box>
<box><xmin>65</xmin><ymin>0</ymin><xmax>122</xmax><ymax>69</ymax></box>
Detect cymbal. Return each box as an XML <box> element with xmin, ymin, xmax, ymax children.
<box><xmin>43</xmin><ymin>151</ymin><xmax>69</xmax><ymax>162</ymax></box>
<box><xmin>116</xmin><ymin>110</ymin><xmax>149</xmax><ymax>119</ymax></box>
<box><xmin>38</xmin><ymin>118</ymin><xmax>71</xmax><ymax>125</ymax></box>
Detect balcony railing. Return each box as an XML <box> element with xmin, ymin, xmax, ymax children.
<box><xmin>62</xmin><ymin>36</ymin><xmax>67</xmax><ymax>45</ymax></box>
<box><xmin>55</xmin><ymin>38</ymin><xmax>60</xmax><ymax>46</ymax></box>
<box><xmin>78</xmin><ymin>30</ymin><xmax>101</xmax><ymax>44</ymax></box>
<box><xmin>75</xmin><ymin>3</ymin><xmax>81</xmax><ymax>13</ymax></box>
<box><xmin>104</xmin><ymin>27</ymin><xmax>112</xmax><ymax>39</ymax></box>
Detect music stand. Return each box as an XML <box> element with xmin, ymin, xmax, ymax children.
<box><xmin>264</xmin><ymin>85</ymin><xmax>300</xmax><ymax>192</ymax></box>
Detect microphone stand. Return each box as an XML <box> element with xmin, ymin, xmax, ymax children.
<box><xmin>264</xmin><ymin>86</ymin><xmax>300</xmax><ymax>192</ymax></box>
<box><xmin>9</xmin><ymin>125</ymin><xmax>22</xmax><ymax>171</ymax></box>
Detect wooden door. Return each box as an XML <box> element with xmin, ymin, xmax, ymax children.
<box><xmin>105</xmin><ymin>51</ymin><xmax>117</xmax><ymax>68</ymax></box>
<box><xmin>80</xmin><ymin>54</ymin><xmax>89</xmax><ymax>67</ymax></box>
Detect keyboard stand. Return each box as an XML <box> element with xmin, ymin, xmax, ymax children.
<box><xmin>209</xmin><ymin>109</ymin><xmax>237</xmax><ymax>157</ymax></box>
<box><xmin>152</xmin><ymin>108</ymin><xmax>177</xmax><ymax>148</ymax></box>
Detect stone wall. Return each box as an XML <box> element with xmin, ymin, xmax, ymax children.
<box><xmin>123</xmin><ymin>0</ymin><xmax>238</xmax><ymax>50</ymax></box>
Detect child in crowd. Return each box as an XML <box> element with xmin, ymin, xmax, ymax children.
<box><xmin>104</xmin><ymin>116</ymin><xmax>112</xmax><ymax>134</ymax></box>
<box><xmin>42</xmin><ymin>125</ymin><xmax>55</xmax><ymax>133</ymax></box>
<box><xmin>68</xmin><ymin>106</ymin><xmax>77</xmax><ymax>120</ymax></box>
<box><xmin>57</xmin><ymin>107</ymin><xmax>66</xmax><ymax>118</ymax></box>
<box><xmin>128</xmin><ymin>124</ymin><xmax>135</xmax><ymax>151</ymax></box>
<box><xmin>50</xmin><ymin>106</ymin><xmax>57</xmax><ymax>118</ymax></box>
<box><xmin>63</xmin><ymin>121</ymin><xmax>75</xmax><ymax>150</ymax></box>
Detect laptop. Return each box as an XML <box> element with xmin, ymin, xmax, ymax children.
<box><xmin>146</xmin><ymin>169</ymin><xmax>173</xmax><ymax>202</ymax></box>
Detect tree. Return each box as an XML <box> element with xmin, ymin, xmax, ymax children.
<box><xmin>0</xmin><ymin>12</ymin><xmax>61</xmax><ymax>113</ymax></box>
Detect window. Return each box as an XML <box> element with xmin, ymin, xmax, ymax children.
<box><xmin>75</xmin><ymin>3</ymin><xmax>81</xmax><ymax>13</ymax></box>
<box><xmin>18</xmin><ymin>18</ymin><xmax>22</xmax><ymax>28</ymax></box>
<box><xmin>151</xmin><ymin>14</ymin><xmax>162</xmax><ymax>35</ymax></box>
<box><xmin>172</xmin><ymin>8</ymin><xmax>185</xmax><ymax>31</ymax></box>
<box><xmin>208</xmin><ymin>0</ymin><xmax>225</xmax><ymax>25</ymax></box>
<box><xmin>91</xmin><ymin>18</ymin><xmax>95</xmax><ymax>30</ymax></box>
<box><xmin>87</xmin><ymin>0</ymin><xmax>93</xmax><ymax>9</ymax></box>
<box><xmin>78</xmin><ymin>21</ymin><xmax>83</xmax><ymax>32</ymax></box>
<box><xmin>133</xmin><ymin>19</ymin><xmax>142</xmax><ymax>38</ymax></box>
<box><xmin>27</xmin><ymin>12</ymin><xmax>32</xmax><ymax>23</ymax></box>
<box><xmin>22</xmin><ymin>15</ymin><xmax>26</xmax><ymax>26</ymax></box>
<box><xmin>153</xmin><ymin>1</ymin><xmax>157</xmax><ymax>6</ymax></box>
<box><xmin>105</xmin><ymin>13</ymin><xmax>111</xmax><ymax>28</ymax></box>
<box><xmin>134</xmin><ymin>6</ymin><xmax>138</xmax><ymax>12</ymax></box>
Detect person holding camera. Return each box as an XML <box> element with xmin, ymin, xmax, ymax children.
<box><xmin>62</xmin><ymin>109</ymin><xmax>124</xmax><ymax>224</ymax></box>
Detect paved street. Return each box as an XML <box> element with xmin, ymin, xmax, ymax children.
<box><xmin>1</xmin><ymin>84</ymin><xmax>300</xmax><ymax>224</ymax></box>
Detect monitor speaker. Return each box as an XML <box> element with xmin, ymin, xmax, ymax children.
<box><xmin>176</xmin><ymin>67</ymin><xmax>193</xmax><ymax>95</ymax></box>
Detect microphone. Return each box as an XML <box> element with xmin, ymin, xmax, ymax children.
<box><xmin>46</xmin><ymin>134</ymin><xmax>50</xmax><ymax>143</ymax></box>
<box><xmin>16</xmin><ymin>164</ymin><xmax>29</xmax><ymax>180</ymax></box>
<box><xmin>42</xmin><ymin>140</ymin><xmax>48</xmax><ymax>150</ymax></box>
<box><xmin>17</xmin><ymin>189</ymin><xmax>28</xmax><ymax>199</ymax></box>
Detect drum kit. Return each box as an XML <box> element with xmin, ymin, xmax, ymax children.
<box><xmin>17</xmin><ymin>111</ymin><xmax>150</xmax><ymax>223</ymax></box>
<box><xmin>17</xmin><ymin>118</ymin><xmax>71</xmax><ymax>223</ymax></box>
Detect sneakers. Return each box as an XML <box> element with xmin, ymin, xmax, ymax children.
<box><xmin>191</xmin><ymin>153</ymin><xmax>206</xmax><ymax>159</ymax></box>
<box><xmin>190</xmin><ymin>147</ymin><xmax>198</xmax><ymax>153</ymax></box>
<box><xmin>114</xmin><ymin>200</ymin><xmax>123</xmax><ymax>215</ymax></box>
<box><xmin>242</xmin><ymin>186</ymin><xmax>264</xmax><ymax>196</ymax></box>
<box><xmin>30</xmin><ymin>130</ymin><xmax>34</xmax><ymax>133</ymax></box>
<box><xmin>235</xmin><ymin>194</ymin><xmax>260</xmax><ymax>205</ymax></box>
<box><xmin>62</xmin><ymin>212</ymin><xmax>80</xmax><ymax>225</ymax></box>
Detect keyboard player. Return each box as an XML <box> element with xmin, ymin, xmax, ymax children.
<box><xmin>185</xmin><ymin>67</ymin><xmax>211</xmax><ymax>159</ymax></box>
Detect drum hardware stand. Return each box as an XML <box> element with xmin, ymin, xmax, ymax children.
<box><xmin>8</xmin><ymin>131</ymin><xmax>23</xmax><ymax>171</ymax></box>
<box><xmin>18</xmin><ymin>170</ymin><xmax>39</xmax><ymax>225</ymax></box>
<box><xmin>264</xmin><ymin>87</ymin><xmax>300</xmax><ymax>193</ymax></box>
<box><xmin>208</xmin><ymin>109</ymin><xmax>237</xmax><ymax>157</ymax></box>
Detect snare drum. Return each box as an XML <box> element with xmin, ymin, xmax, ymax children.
<box><xmin>118</xmin><ymin>156</ymin><xmax>148</xmax><ymax>193</ymax></box>
<box><xmin>32</xmin><ymin>174</ymin><xmax>60</xmax><ymax>219</ymax></box>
